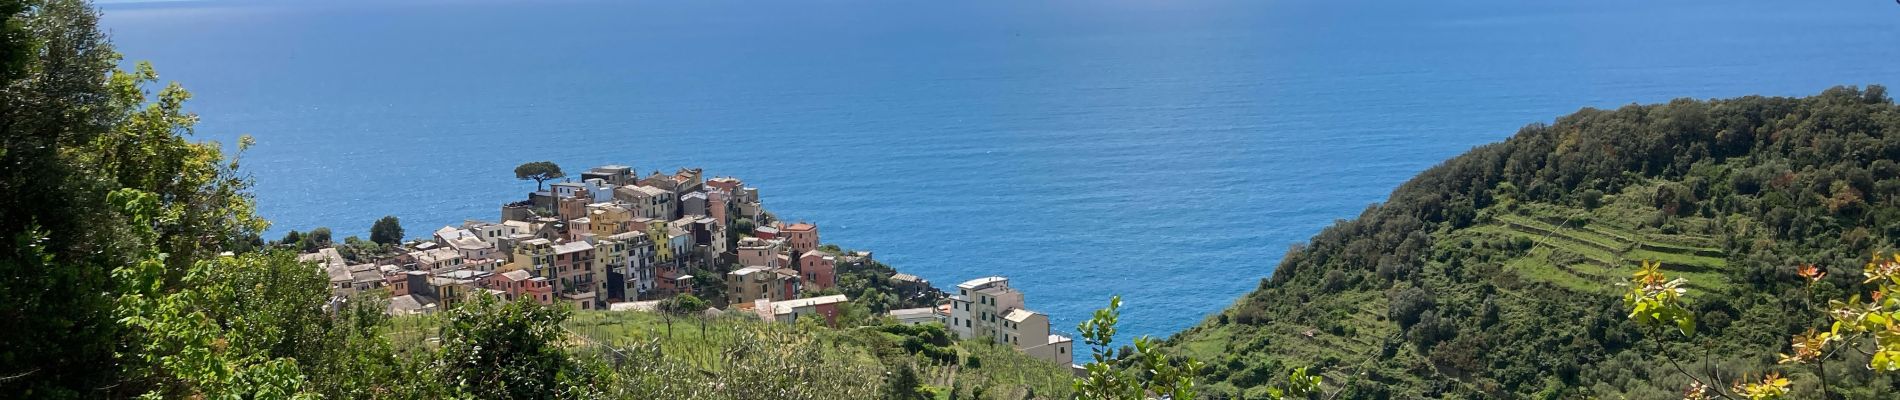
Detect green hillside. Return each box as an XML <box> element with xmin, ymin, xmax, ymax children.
<box><xmin>1171</xmin><ymin>87</ymin><xmax>1900</xmax><ymax>399</ymax></box>
<box><xmin>379</xmin><ymin>308</ymin><xmax>1076</xmax><ymax>399</ymax></box>
<box><xmin>565</xmin><ymin>311</ymin><xmax>1074</xmax><ymax>399</ymax></box>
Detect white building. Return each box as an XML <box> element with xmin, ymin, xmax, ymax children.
<box><xmin>1001</xmin><ymin>309</ymin><xmax>1074</xmax><ymax>364</ymax></box>
<box><xmin>945</xmin><ymin>276</ymin><xmax>1073</xmax><ymax>365</ymax></box>
<box><xmin>447</xmin><ymin>236</ymin><xmax>497</xmax><ymax>261</ymax></box>
<box><xmin>888</xmin><ymin>307</ymin><xmax>939</xmax><ymax>325</ymax></box>
<box><xmin>580</xmin><ymin>178</ymin><xmax>617</xmax><ymax>203</ymax></box>
<box><xmin>410</xmin><ymin>247</ymin><xmax>465</xmax><ymax>272</ymax></box>
<box><xmin>464</xmin><ymin>220</ymin><xmax>521</xmax><ymax>245</ymax></box>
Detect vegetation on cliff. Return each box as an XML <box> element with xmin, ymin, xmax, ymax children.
<box><xmin>1172</xmin><ymin>86</ymin><xmax>1900</xmax><ymax>398</ymax></box>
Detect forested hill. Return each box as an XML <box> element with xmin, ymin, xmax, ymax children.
<box><xmin>1169</xmin><ymin>87</ymin><xmax>1900</xmax><ymax>399</ymax></box>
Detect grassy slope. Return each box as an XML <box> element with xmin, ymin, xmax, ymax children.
<box><xmin>389</xmin><ymin>309</ymin><xmax>1075</xmax><ymax>398</ymax></box>
<box><xmin>561</xmin><ymin>311</ymin><xmax>1075</xmax><ymax>398</ymax></box>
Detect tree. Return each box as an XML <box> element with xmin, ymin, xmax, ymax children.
<box><xmin>305</xmin><ymin>226</ymin><xmax>332</xmax><ymax>252</ymax></box>
<box><xmin>115</xmin><ymin>248</ymin><xmax>332</xmax><ymax>399</ymax></box>
<box><xmin>0</xmin><ymin>0</ymin><xmax>27</xmax><ymax>82</ymax></box>
<box><xmin>883</xmin><ymin>363</ymin><xmax>928</xmax><ymax>400</ymax></box>
<box><xmin>280</xmin><ymin>230</ymin><xmax>304</xmax><ymax>248</ymax></box>
<box><xmin>369</xmin><ymin>216</ymin><xmax>403</xmax><ymax>245</ymax></box>
<box><xmin>3</xmin><ymin>1</ymin><xmax>268</xmax><ymax>395</ymax></box>
<box><xmin>514</xmin><ymin>161</ymin><xmax>565</xmax><ymax>190</ymax></box>
<box><xmin>1626</xmin><ymin>257</ymin><xmax>1900</xmax><ymax>400</ymax></box>
<box><xmin>436</xmin><ymin>294</ymin><xmax>597</xmax><ymax>399</ymax></box>
<box><xmin>657</xmin><ymin>294</ymin><xmax>709</xmax><ymax>338</ymax></box>
<box><xmin>1388</xmin><ymin>285</ymin><xmax>1435</xmax><ymax>329</ymax></box>
<box><xmin>1073</xmin><ymin>295</ymin><xmax>1204</xmax><ymax>400</ymax></box>
<box><xmin>659</xmin><ymin>293</ymin><xmax>708</xmax><ymax>314</ymax></box>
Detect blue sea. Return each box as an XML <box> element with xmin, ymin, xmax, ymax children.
<box><xmin>99</xmin><ymin>0</ymin><xmax>1900</xmax><ymax>357</ymax></box>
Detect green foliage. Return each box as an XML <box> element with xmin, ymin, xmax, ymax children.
<box><xmin>0</xmin><ymin>0</ymin><xmax>28</xmax><ymax>82</ymax></box>
<box><xmin>876</xmin><ymin>323</ymin><xmax>958</xmax><ymax>364</ymax></box>
<box><xmin>1387</xmin><ymin>285</ymin><xmax>1435</xmax><ymax>329</ymax></box>
<box><xmin>305</xmin><ymin>226</ymin><xmax>332</xmax><ymax>252</ymax></box>
<box><xmin>514</xmin><ymin>160</ymin><xmax>565</xmax><ymax>190</ymax></box>
<box><xmin>2</xmin><ymin>1</ymin><xmax>268</xmax><ymax>395</ymax></box>
<box><xmin>885</xmin><ymin>363</ymin><xmax>930</xmax><ymax>400</ymax></box>
<box><xmin>595</xmin><ymin>319</ymin><xmax>887</xmax><ymax>399</ymax></box>
<box><xmin>660</xmin><ymin>293</ymin><xmax>709</xmax><ymax>314</ymax></box>
<box><xmin>115</xmin><ymin>250</ymin><xmax>328</xmax><ymax>399</ymax></box>
<box><xmin>1264</xmin><ymin>366</ymin><xmax>1322</xmax><ymax>400</ymax></box>
<box><xmin>436</xmin><ymin>295</ymin><xmax>599</xmax><ymax>399</ymax></box>
<box><xmin>1651</xmin><ymin>255</ymin><xmax>1900</xmax><ymax>399</ymax></box>
<box><xmin>828</xmin><ymin>244</ymin><xmax>944</xmax><ymax>313</ymax></box>
<box><xmin>559</xmin><ymin>311</ymin><xmax>1072</xmax><ymax>399</ymax></box>
<box><xmin>369</xmin><ymin>215</ymin><xmax>403</xmax><ymax>245</ymax></box>
<box><xmin>0</xmin><ymin>2</ymin><xmax>1049</xmax><ymax>398</ymax></box>
<box><xmin>336</xmin><ymin>235</ymin><xmax>392</xmax><ymax>263</ymax></box>
<box><xmin>733</xmin><ymin>217</ymin><xmax>756</xmax><ymax>236</ymax></box>
<box><xmin>280</xmin><ymin>230</ymin><xmax>302</xmax><ymax>247</ymax></box>
<box><xmin>1623</xmin><ymin>260</ymin><xmax>1695</xmax><ymax>338</ymax></box>
<box><xmin>1074</xmin><ymin>296</ymin><xmax>1204</xmax><ymax>400</ymax></box>
<box><xmin>1173</xmin><ymin>86</ymin><xmax>1900</xmax><ymax>398</ymax></box>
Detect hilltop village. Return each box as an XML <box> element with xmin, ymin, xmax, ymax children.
<box><xmin>294</xmin><ymin>164</ymin><xmax>1074</xmax><ymax>365</ymax></box>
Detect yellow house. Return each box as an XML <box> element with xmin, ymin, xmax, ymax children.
<box><xmin>586</xmin><ymin>202</ymin><xmax>635</xmax><ymax>238</ymax></box>
<box><xmin>507</xmin><ymin>238</ymin><xmax>556</xmax><ymax>276</ymax></box>
<box><xmin>646</xmin><ymin>220</ymin><xmax>674</xmax><ymax>263</ymax></box>
<box><xmin>599</xmin><ymin>231</ymin><xmax>653</xmax><ymax>299</ymax></box>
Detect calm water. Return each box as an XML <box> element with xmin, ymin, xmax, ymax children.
<box><xmin>100</xmin><ymin>0</ymin><xmax>1900</xmax><ymax>354</ymax></box>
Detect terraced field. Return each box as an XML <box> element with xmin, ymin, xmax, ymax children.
<box><xmin>1470</xmin><ymin>210</ymin><xmax>1731</xmax><ymax>295</ymax></box>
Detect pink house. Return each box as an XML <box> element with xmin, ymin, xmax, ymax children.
<box><xmin>706</xmin><ymin>177</ymin><xmax>744</xmax><ymax>192</ymax></box>
<box><xmin>737</xmin><ymin>237</ymin><xmax>781</xmax><ymax>269</ymax></box>
<box><xmin>653</xmin><ymin>264</ymin><xmax>695</xmax><ymax>299</ymax></box>
<box><xmin>781</xmin><ymin>222</ymin><xmax>819</xmax><ymax>255</ymax></box>
<box><xmin>797</xmin><ymin>251</ymin><xmax>837</xmax><ymax>291</ymax></box>
<box><xmin>481</xmin><ymin>270</ymin><xmax>554</xmax><ymax>305</ymax></box>
<box><xmin>385</xmin><ymin>273</ymin><xmax>411</xmax><ymax>297</ymax></box>
<box><xmin>706</xmin><ymin>189</ymin><xmax>730</xmax><ymax>227</ymax></box>
<box><xmin>753</xmin><ymin>295</ymin><xmax>849</xmax><ymax>327</ymax></box>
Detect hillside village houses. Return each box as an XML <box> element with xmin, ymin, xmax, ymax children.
<box><xmin>306</xmin><ymin>166</ymin><xmax>836</xmax><ymax>314</ymax></box>
<box><xmin>299</xmin><ymin>164</ymin><xmax>1072</xmax><ymax>366</ymax></box>
<box><xmin>940</xmin><ymin>276</ymin><xmax>1074</xmax><ymax>365</ymax></box>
